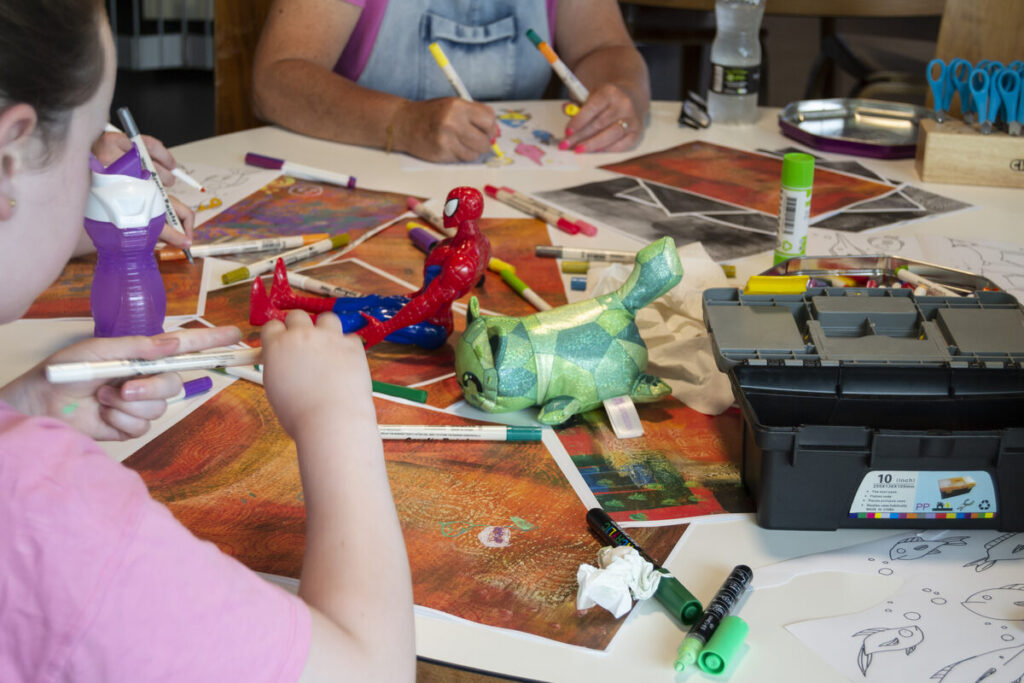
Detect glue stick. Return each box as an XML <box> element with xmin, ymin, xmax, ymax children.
<box><xmin>773</xmin><ymin>153</ymin><xmax>814</xmax><ymax>265</ymax></box>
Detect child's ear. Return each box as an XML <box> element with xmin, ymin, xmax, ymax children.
<box><xmin>0</xmin><ymin>103</ymin><xmax>38</xmax><ymax>220</ymax></box>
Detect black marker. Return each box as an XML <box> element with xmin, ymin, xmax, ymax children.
<box><xmin>674</xmin><ymin>564</ymin><xmax>753</xmax><ymax>672</ymax></box>
<box><xmin>585</xmin><ymin>507</ymin><xmax>702</xmax><ymax>625</ymax></box>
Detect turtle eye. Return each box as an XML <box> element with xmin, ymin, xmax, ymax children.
<box><xmin>460</xmin><ymin>372</ymin><xmax>483</xmax><ymax>392</ymax></box>
<box><xmin>444</xmin><ymin>197</ymin><xmax>459</xmax><ymax>217</ymax></box>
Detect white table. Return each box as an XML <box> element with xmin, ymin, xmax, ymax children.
<box><xmin>11</xmin><ymin>101</ymin><xmax>1023</xmax><ymax>683</ymax></box>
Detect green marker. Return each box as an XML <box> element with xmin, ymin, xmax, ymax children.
<box><xmin>697</xmin><ymin>615</ymin><xmax>750</xmax><ymax>676</ymax></box>
<box><xmin>499</xmin><ymin>269</ymin><xmax>552</xmax><ymax>311</ymax></box>
<box><xmin>773</xmin><ymin>152</ymin><xmax>814</xmax><ymax>266</ymax></box>
<box><xmin>371</xmin><ymin>380</ymin><xmax>427</xmax><ymax>404</ymax></box>
<box><xmin>221</xmin><ymin>233</ymin><xmax>350</xmax><ymax>285</ymax></box>
<box><xmin>675</xmin><ymin>564</ymin><xmax>753</xmax><ymax>672</ymax></box>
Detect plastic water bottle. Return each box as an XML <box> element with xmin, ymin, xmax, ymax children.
<box><xmin>83</xmin><ymin>146</ymin><xmax>167</xmax><ymax>337</ymax></box>
<box><xmin>707</xmin><ymin>0</ymin><xmax>766</xmax><ymax>125</ymax></box>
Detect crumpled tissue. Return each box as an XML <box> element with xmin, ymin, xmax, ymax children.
<box><xmin>576</xmin><ymin>546</ymin><xmax>662</xmax><ymax>617</ymax></box>
<box><xmin>592</xmin><ymin>241</ymin><xmax>734</xmax><ymax>415</ymax></box>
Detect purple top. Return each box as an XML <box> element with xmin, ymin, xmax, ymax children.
<box><xmin>334</xmin><ymin>0</ymin><xmax>559</xmax><ymax>81</ymax></box>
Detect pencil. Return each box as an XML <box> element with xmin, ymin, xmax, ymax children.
<box><xmin>427</xmin><ymin>42</ymin><xmax>506</xmax><ymax>160</ymax></box>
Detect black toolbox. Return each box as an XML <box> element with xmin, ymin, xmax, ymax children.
<box><xmin>703</xmin><ymin>287</ymin><xmax>1024</xmax><ymax>530</ymax></box>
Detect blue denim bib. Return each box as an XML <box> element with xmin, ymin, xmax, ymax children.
<box><xmin>357</xmin><ymin>0</ymin><xmax>553</xmax><ymax>101</ymax></box>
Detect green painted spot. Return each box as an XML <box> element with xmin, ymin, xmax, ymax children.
<box><xmin>509</xmin><ymin>516</ymin><xmax>535</xmax><ymax>531</ymax></box>
<box><xmin>629</xmin><ymin>512</ymin><xmax>649</xmax><ymax>521</ymax></box>
<box><xmin>62</xmin><ymin>403</ymin><xmax>78</xmax><ymax>415</ymax></box>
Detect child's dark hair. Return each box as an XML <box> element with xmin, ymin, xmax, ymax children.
<box><xmin>0</xmin><ymin>0</ymin><xmax>106</xmax><ymax>154</ymax></box>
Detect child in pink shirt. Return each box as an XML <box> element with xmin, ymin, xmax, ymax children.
<box><xmin>0</xmin><ymin>1</ymin><xmax>414</xmax><ymax>680</ymax></box>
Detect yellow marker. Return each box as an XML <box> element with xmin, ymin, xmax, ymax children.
<box><xmin>563</xmin><ymin>103</ymin><xmax>580</xmax><ymax>117</ymax></box>
<box><xmin>743</xmin><ymin>275</ymin><xmax>810</xmax><ymax>295</ymax></box>
<box><xmin>488</xmin><ymin>257</ymin><xmax>515</xmax><ymax>274</ymax></box>
<box><xmin>427</xmin><ymin>42</ymin><xmax>504</xmax><ymax>160</ymax></box>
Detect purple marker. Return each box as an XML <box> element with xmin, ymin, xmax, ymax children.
<box><xmin>244</xmin><ymin>152</ymin><xmax>356</xmax><ymax>189</ymax></box>
<box><xmin>407</xmin><ymin>223</ymin><xmax>440</xmax><ymax>254</ymax></box>
<box><xmin>168</xmin><ymin>376</ymin><xmax>214</xmax><ymax>404</ymax></box>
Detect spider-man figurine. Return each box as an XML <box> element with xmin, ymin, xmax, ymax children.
<box><xmin>249</xmin><ymin>186</ymin><xmax>491</xmax><ymax>350</ymax></box>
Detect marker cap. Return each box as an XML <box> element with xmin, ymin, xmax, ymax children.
<box><xmin>781</xmin><ymin>152</ymin><xmax>815</xmax><ymax>189</ymax></box>
<box><xmin>697</xmin><ymin>615</ymin><xmax>750</xmax><ymax>676</ymax></box>
<box><xmin>506</xmin><ymin>426</ymin><xmax>543</xmax><ymax>441</ymax></box>
<box><xmin>561</xmin><ymin>260</ymin><xmax>589</xmax><ymax>274</ymax></box>
<box><xmin>655</xmin><ymin>572</ymin><xmax>702</xmax><ymax>625</ymax></box>
<box><xmin>575</xmin><ymin>220</ymin><xmax>598</xmax><ymax>237</ymax></box>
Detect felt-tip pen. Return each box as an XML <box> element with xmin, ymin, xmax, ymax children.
<box><xmin>674</xmin><ymin>564</ymin><xmax>753</xmax><ymax>672</ymax></box>
<box><xmin>585</xmin><ymin>507</ymin><xmax>702</xmax><ymax>625</ymax></box>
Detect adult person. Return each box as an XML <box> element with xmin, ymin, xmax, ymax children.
<box><xmin>252</xmin><ymin>0</ymin><xmax>651</xmax><ymax>162</ymax></box>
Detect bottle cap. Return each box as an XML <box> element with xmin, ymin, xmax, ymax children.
<box><xmin>697</xmin><ymin>615</ymin><xmax>750</xmax><ymax>676</ymax></box>
<box><xmin>781</xmin><ymin>152</ymin><xmax>815</xmax><ymax>189</ymax></box>
<box><xmin>654</xmin><ymin>572</ymin><xmax>703</xmax><ymax>625</ymax></box>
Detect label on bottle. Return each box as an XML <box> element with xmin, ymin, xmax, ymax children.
<box><xmin>710</xmin><ymin>63</ymin><xmax>761</xmax><ymax>97</ymax></box>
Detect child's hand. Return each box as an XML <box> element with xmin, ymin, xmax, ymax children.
<box><xmin>92</xmin><ymin>131</ymin><xmax>178</xmax><ymax>187</ymax></box>
<box><xmin>0</xmin><ymin>326</ymin><xmax>241</xmax><ymax>441</ymax></box>
<box><xmin>260</xmin><ymin>310</ymin><xmax>373</xmax><ymax>438</ymax></box>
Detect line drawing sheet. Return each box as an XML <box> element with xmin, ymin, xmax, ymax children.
<box><xmin>753</xmin><ymin>530</ymin><xmax>1024</xmax><ymax>682</ymax></box>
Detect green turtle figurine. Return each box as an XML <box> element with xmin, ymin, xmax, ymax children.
<box><xmin>455</xmin><ymin>236</ymin><xmax>683</xmax><ymax>425</ymax></box>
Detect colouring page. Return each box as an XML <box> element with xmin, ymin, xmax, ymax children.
<box><xmin>401</xmin><ymin>102</ymin><xmax>579</xmax><ymax>171</ymax></box>
<box><xmin>753</xmin><ymin>530</ymin><xmax>1024</xmax><ymax>682</ymax></box>
<box><xmin>170</xmin><ymin>161</ymin><xmax>281</xmax><ymax>225</ymax></box>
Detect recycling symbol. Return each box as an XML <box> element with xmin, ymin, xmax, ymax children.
<box><xmin>979</xmin><ymin>500</ymin><xmax>991</xmax><ymax>510</ymax></box>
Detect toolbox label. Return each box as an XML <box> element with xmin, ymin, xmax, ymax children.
<box><xmin>850</xmin><ymin>471</ymin><xmax>997</xmax><ymax>520</ymax></box>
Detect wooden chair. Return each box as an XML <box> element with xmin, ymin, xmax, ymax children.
<box><xmin>213</xmin><ymin>0</ymin><xmax>274</xmax><ymax>136</ymax></box>
<box><xmin>934</xmin><ymin>0</ymin><xmax>1024</xmax><ymax>65</ymax></box>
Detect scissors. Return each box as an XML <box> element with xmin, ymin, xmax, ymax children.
<box><xmin>678</xmin><ymin>90</ymin><xmax>710</xmax><ymax>129</ymax></box>
<box><xmin>927</xmin><ymin>58</ymin><xmax>956</xmax><ymax>122</ymax></box>
<box><xmin>996</xmin><ymin>68</ymin><xmax>1022</xmax><ymax>135</ymax></box>
<box><xmin>970</xmin><ymin>68</ymin><xmax>1000</xmax><ymax>134</ymax></box>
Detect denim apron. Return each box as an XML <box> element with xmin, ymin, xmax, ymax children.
<box><xmin>356</xmin><ymin>0</ymin><xmax>552</xmax><ymax>101</ymax></box>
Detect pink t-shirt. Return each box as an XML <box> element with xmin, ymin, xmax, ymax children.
<box><xmin>336</xmin><ymin>0</ymin><xmax>558</xmax><ymax>81</ymax></box>
<box><xmin>0</xmin><ymin>402</ymin><xmax>311</xmax><ymax>682</ymax></box>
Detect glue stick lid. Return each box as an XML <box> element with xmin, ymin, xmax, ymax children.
<box><xmin>697</xmin><ymin>615</ymin><xmax>750</xmax><ymax>676</ymax></box>
<box><xmin>781</xmin><ymin>153</ymin><xmax>815</xmax><ymax>189</ymax></box>
<box><xmin>655</xmin><ymin>571</ymin><xmax>703</xmax><ymax>625</ymax></box>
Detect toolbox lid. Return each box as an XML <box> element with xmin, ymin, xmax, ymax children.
<box><xmin>703</xmin><ymin>287</ymin><xmax>1024</xmax><ymax>370</ymax></box>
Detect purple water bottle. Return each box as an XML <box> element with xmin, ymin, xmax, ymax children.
<box><xmin>83</xmin><ymin>146</ymin><xmax>167</xmax><ymax>337</ymax></box>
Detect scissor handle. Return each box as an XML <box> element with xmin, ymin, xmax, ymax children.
<box><xmin>1010</xmin><ymin>60</ymin><xmax>1024</xmax><ymax>74</ymax></box>
<box><xmin>985</xmin><ymin>61</ymin><xmax>1004</xmax><ymax>76</ymax></box>
<box><xmin>997</xmin><ymin>69</ymin><xmax>1021</xmax><ymax>121</ymax></box>
<box><xmin>970</xmin><ymin>68</ymin><xmax>991</xmax><ymax>123</ymax></box>
<box><xmin>949</xmin><ymin>58</ymin><xmax>973</xmax><ymax>85</ymax></box>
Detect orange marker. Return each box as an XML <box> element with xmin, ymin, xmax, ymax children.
<box><xmin>157</xmin><ymin>233</ymin><xmax>330</xmax><ymax>261</ymax></box>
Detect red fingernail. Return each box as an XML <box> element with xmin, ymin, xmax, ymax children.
<box><xmin>558</xmin><ymin>140</ymin><xmax>571</xmax><ymax>151</ymax></box>
<box><xmin>565</xmin><ymin>127</ymin><xmax>574</xmax><ymax>136</ymax></box>
<box><xmin>491</xmin><ymin>137</ymin><xmax>497</xmax><ymax>144</ymax></box>
<box><xmin>574</xmin><ymin>144</ymin><xmax>587</xmax><ymax>154</ymax></box>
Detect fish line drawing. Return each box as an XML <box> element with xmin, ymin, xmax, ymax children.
<box><xmin>964</xmin><ymin>533</ymin><xmax>1024</xmax><ymax>572</ymax></box>
<box><xmin>890</xmin><ymin>535</ymin><xmax>970</xmax><ymax>560</ymax></box>
<box><xmin>853</xmin><ymin>625</ymin><xmax>924</xmax><ymax>675</ymax></box>
<box><xmin>962</xmin><ymin>584</ymin><xmax>1024</xmax><ymax>621</ymax></box>
<box><xmin>931</xmin><ymin>643</ymin><xmax>1024</xmax><ymax>683</ymax></box>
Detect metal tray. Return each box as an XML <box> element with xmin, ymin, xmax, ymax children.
<box><xmin>778</xmin><ymin>99</ymin><xmax>932</xmax><ymax>159</ymax></box>
<box><xmin>759</xmin><ymin>254</ymin><xmax>1001</xmax><ymax>294</ymax></box>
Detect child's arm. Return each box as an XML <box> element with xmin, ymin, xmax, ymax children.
<box><xmin>260</xmin><ymin>311</ymin><xmax>415</xmax><ymax>682</ymax></box>
<box><xmin>0</xmin><ymin>326</ymin><xmax>241</xmax><ymax>441</ymax></box>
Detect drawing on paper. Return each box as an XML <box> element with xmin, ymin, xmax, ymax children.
<box><xmin>964</xmin><ymin>533</ymin><xmax>1024</xmax><ymax>572</ymax></box>
<box><xmin>931</xmin><ymin>643</ymin><xmax>1024</xmax><ymax>682</ymax></box>
<box><xmin>890</xmin><ymin>536</ymin><xmax>970</xmax><ymax>561</ymax></box>
<box><xmin>962</xmin><ymin>585</ymin><xmax>1024</xmax><ymax>621</ymax></box>
<box><xmin>853</xmin><ymin>625</ymin><xmax>924</xmax><ymax>675</ymax></box>
<box><xmin>123</xmin><ymin>383</ymin><xmax>688</xmax><ymax>650</ymax></box>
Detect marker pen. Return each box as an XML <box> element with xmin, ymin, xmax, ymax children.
<box><xmin>500</xmin><ymin>269</ymin><xmax>552</xmax><ymax>311</ymax></box>
<box><xmin>526</xmin><ymin>28</ymin><xmax>590</xmax><ymax>103</ymax></box>
<box><xmin>407</xmin><ymin>223</ymin><xmax>440</xmax><ymax>254</ymax></box>
<box><xmin>244</xmin><ymin>152</ymin><xmax>357</xmax><ymax>189</ymax></box>
<box><xmin>157</xmin><ymin>233</ymin><xmax>330</xmax><ymax>261</ymax></box>
<box><xmin>406</xmin><ymin>197</ymin><xmax>453</xmax><ymax>237</ymax></box>
<box><xmin>895</xmin><ymin>267</ymin><xmax>960</xmax><ymax>296</ymax></box>
<box><xmin>674</xmin><ymin>564</ymin><xmax>754</xmax><ymax>672</ymax></box>
<box><xmin>168</xmin><ymin>376</ymin><xmax>214</xmax><ymax>404</ymax></box>
<box><xmin>284</xmin><ymin>270</ymin><xmax>362</xmax><ymax>298</ymax></box>
<box><xmin>484</xmin><ymin>185</ymin><xmax>579</xmax><ymax>235</ymax></box>
<box><xmin>427</xmin><ymin>42</ymin><xmax>506</xmax><ymax>160</ymax></box>
<box><xmin>46</xmin><ymin>347</ymin><xmax>263</xmax><ymax>383</ymax></box>
<box><xmin>535</xmin><ymin>245</ymin><xmax>636</xmax><ymax>263</ymax></box>
<box><xmin>500</xmin><ymin>186</ymin><xmax>598</xmax><ymax>237</ymax></box>
<box><xmin>221</xmin><ymin>234</ymin><xmax>350</xmax><ymax>285</ymax></box>
<box><xmin>116</xmin><ymin>107</ymin><xmax>194</xmax><ymax>264</ymax></box>
<box><xmin>585</xmin><ymin>508</ymin><xmax>702</xmax><ymax>626</ymax></box>
<box><xmin>378</xmin><ymin>425</ymin><xmax>542</xmax><ymax>441</ymax></box>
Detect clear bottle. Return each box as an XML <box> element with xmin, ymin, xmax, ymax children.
<box><xmin>84</xmin><ymin>146</ymin><xmax>167</xmax><ymax>338</ymax></box>
<box><xmin>707</xmin><ymin>0</ymin><xmax>766</xmax><ymax>125</ymax></box>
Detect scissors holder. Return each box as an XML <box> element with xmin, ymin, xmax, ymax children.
<box><xmin>916</xmin><ymin>118</ymin><xmax>1024</xmax><ymax>188</ymax></box>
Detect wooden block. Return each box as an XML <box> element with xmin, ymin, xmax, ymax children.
<box><xmin>915</xmin><ymin>119</ymin><xmax>1024</xmax><ymax>188</ymax></box>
